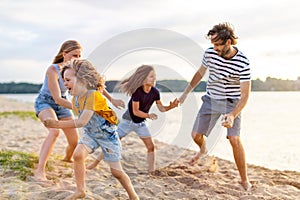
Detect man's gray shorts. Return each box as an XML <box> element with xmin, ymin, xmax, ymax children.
<box><xmin>192</xmin><ymin>95</ymin><xmax>241</xmax><ymax>138</ymax></box>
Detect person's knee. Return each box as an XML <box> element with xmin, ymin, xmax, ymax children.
<box><xmin>49</xmin><ymin>129</ymin><xmax>60</xmax><ymax>137</ymax></box>
<box><xmin>147</xmin><ymin>144</ymin><xmax>155</xmax><ymax>152</ymax></box>
<box><xmin>228</xmin><ymin>136</ymin><xmax>241</xmax><ymax>147</ymax></box>
<box><xmin>111</xmin><ymin>168</ymin><xmax>124</xmax><ymax>179</ymax></box>
<box><xmin>72</xmin><ymin>149</ymin><xmax>85</xmax><ymax>161</ymax></box>
<box><xmin>192</xmin><ymin>132</ymin><xmax>203</xmax><ymax>141</ymax></box>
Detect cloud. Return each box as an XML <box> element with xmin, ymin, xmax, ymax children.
<box><xmin>0</xmin><ymin>0</ymin><xmax>300</xmax><ymax>82</ymax></box>
<box><xmin>0</xmin><ymin>58</ymin><xmax>46</xmax><ymax>83</ymax></box>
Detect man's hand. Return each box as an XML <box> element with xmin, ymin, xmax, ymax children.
<box><xmin>221</xmin><ymin>114</ymin><xmax>234</xmax><ymax>128</ymax></box>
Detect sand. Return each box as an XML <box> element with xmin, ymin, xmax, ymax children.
<box><xmin>0</xmin><ymin>96</ymin><xmax>299</xmax><ymax>200</ymax></box>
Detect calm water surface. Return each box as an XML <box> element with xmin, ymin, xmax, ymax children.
<box><xmin>1</xmin><ymin>92</ymin><xmax>299</xmax><ymax>172</ymax></box>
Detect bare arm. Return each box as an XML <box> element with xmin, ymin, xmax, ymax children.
<box><xmin>132</xmin><ymin>101</ymin><xmax>157</xmax><ymax>120</ymax></box>
<box><xmin>222</xmin><ymin>81</ymin><xmax>251</xmax><ymax>128</ymax></box>
<box><xmin>43</xmin><ymin>109</ymin><xmax>94</xmax><ymax>128</ymax></box>
<box><xmin>47</xmin><ymin>66</ymin><xmax>72</xmax><ymax>109</ymax></box>
<box><xmin>179</xmin><ymin>65</ymin><xmax>207</xmax><ymax>103</ymax></box>
<box><xmin>103</xmin><ymin>89</ymin><xmax>125</xmax><ymax>109</ymax></box>
<box><xmin>156</xmin><ymin>99</ymin><xmax>178</xmax><ymax>112</ymax></box>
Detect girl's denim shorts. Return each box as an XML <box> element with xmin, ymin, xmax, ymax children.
<box><xmin>34</xmin><ymin>93</ymin><xmax>72</xmax><ymax>119</ymax></box>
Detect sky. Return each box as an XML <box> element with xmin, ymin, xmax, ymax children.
<box><xmin>1</xmin><ymin>0</ymin><xmax>300</xmax><ymax>83</ymax></box>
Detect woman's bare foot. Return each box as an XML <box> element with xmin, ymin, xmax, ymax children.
<box><xmin>33</xmin><ymin>172</ymin><xmax>48</xmax><ymax>182</ymax></box>
<box><xmin>64</xmin><ymin>191</ymin><xmax>86</xmax><ymax>200</ymax></box>
<box><xmin>27</xmin><ymin>175</ymin><xmax>53</xmax><ymax>187</ymax></box>
<box><xmin>188</xmin><ymin>151</ymin><xmax>208</xmax><ymax>166</ymax></box>
<box><xmin>130</xmin><ymin>195</ymin><xmax>140</xmax><ymax>200</ymax></box>
<box><xmin>62</xmin><ymin>157</ymin><xmax>73</xmax><ymax>163</ymax></box>
<box><xmin>240</xmin><ymin>180</ymin><xmax>252</xmax><ymax>191</ymax></box>
<box><xmin>86</xmin><ymin>160</ymin><xmax>99</xmax><ymax>170</ymax></box>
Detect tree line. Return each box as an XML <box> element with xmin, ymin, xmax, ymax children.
<box><xmin>1</xmin><ymin>77</ymin><xmax>300</xmax><ymax>94</ymax></box>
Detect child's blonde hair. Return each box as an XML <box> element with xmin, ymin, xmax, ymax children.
<box><xmin>62</xmin><ymin>59</ymin><xmax>105</xmax><ymax>92</ymax></box>
<box><xmin>118</xmin><ymin>65</ymin><xmax>154</xmax><ymax>96</ymax></box>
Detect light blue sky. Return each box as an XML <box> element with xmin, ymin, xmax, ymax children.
<box><xmin>1</xmin><ymin>0</ymin><xmax>299</xmax><ymax>83</ymax></box>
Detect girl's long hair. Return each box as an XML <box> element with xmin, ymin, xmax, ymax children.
<box><xmin>118</xmin><ymin>65</ymin><xmax>154</xmax><ymax>96</ymax></box>
<box><xmin>53</xmin><ymin>40</ymin><xmax>82</xmax><ymax>64</ymax></box>
<box><xmin>62</xmin><ymin>59</ymin><xmax>105</xmax><ymax>92</ymax></box>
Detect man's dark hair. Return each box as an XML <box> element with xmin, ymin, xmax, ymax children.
<box><xmin>207</xmin><ymin>22</ymin><xmax>238</xmax><ymax>45</ymax></box>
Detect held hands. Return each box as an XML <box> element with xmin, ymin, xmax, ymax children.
<box><xmin>43</xmin><ymin>119</ymin><xmax>58</xmax><ymax>128</ymax></box>
<box><xmin>169</xmin><ymin>98</ymin><xmax>179</xmax><ymax>109</ymax></box>
<box><xmin>148</xmin><ymin>113</ymin><xmax>158</xmax><ymax>120</ymax></box>
<box><xmin>221</xmin><ymin>114</ymin><xmax>234</xmax><ymax>128</ymax></box>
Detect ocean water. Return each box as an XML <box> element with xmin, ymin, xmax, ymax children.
<box><xmin>1</xmin><ymin>92</ymin><xmax>300</xmax><ymax>172</ymax></box>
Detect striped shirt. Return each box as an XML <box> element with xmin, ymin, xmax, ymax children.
<box><xmin>202</xmin><ymin>47</ymin><xmax>251</xmax><ymax>99</ymax></box>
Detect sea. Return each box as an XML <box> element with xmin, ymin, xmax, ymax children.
<box><xmin>1</xmin><ymin>92</ymin><xmax>299</xmax><ymax>172</ymax></box>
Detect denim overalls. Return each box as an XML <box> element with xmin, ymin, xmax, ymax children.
<box><xmin>75</xmin><ymin>93</ymin><xmax>121</xmax><ymax>162</ymax></box>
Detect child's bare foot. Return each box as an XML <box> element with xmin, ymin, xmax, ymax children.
<box><xmin>64</xmin><ymin>191</ymin><xmax>86</xmax><ymax>200</ymax></box>
<box><xmin>188</xmin><ymin>151</ymin><xmax>208</xmax><ymax>166</ymax></box>
<box><xmin>86</xmin><ymin>161</ymin><xmax>99</xmax><ymax>170</ymax></box>
<box><xmin>240</xmin><ymin>180</ymin><xmax>252</xmax><ymax>191</ymax></box>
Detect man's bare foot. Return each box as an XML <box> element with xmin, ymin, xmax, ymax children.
<box><xmin>86</xmin><ymin>161</ymin><xmax>99</xmax><ymax>170</ymax></box>
<box><xmin>188</xmin><ymin>151</ymin><xmax>208</xmax><ymax>166</ymax></box>
<box><xmin>240</xmin><ymin>180</ymin><xmax>252</xmax><ymax>191</ymax></box>
<box><xmin>64</xmin><ymin>191</ymin><xmax>86</xmax><ymax>200</ymax></box>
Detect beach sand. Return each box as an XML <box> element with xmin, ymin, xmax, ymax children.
<box><xmin>0</xmin><ymin>96</ymin><xmax>299</xmax><ymax>200</ymax></box>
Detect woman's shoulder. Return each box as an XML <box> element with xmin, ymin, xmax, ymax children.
<box><xmin>46</xmin><ymin>64</ymin><xmax>60</xmax><ymax>76</ymax></box>
<box><xmin>47</xmin><ymin>64</ymin><xmax>59</xmax><ymax>72</ymax></box>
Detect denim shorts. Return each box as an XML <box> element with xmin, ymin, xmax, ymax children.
<box><xmin>79</xmin><ymin>130</ymin><xmax>121</xmax><ymax>162</ymax></box>
<box><xmin>192</xmin><ymin>95</ymin><xmax>241</xmax><ymax>138</ymax></box>
<box><xmin>34</xmin><ymin>93</ymin><xmax>72</xmax><ymax>119</ymax></box>
<box><xmin>117</xmin><ymin>119</ymin><xmax>151</xmax><ymax>138</ymax></box>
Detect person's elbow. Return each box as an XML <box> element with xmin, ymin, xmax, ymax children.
<box><xmin>52</xmin><ymin>96</ymin><xmax>63</xmax><ymax>105</ymax></box>
<box><xmin>132</xmin><ymin>109</ymin><xmax>139</xmax><ymax>116</ymax></box>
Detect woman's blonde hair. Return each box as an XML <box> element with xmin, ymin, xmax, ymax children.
<box><xmin>118</xmin><ymin>65</ymin><xmax>154</xmax><ymax>96</ymax></box>
<box><xmin>53</xmin><ymin>40</ymin><xmax>82</xmax><ymax>64</ymax></box>
<box><xmin>62</xmin><ymin>59</ymin><xmax>105</xmax><ymax>92</ymax></box>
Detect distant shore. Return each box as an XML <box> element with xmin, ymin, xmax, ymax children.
<box><xmin>0</xmin><ymin>96</ymin><xmax>299</xmax><ymax>199</ymax></box>
<box><xmin>2</xmin><ymin>76</ymin><xmax>300</xmax><ymax>94</ymax></box>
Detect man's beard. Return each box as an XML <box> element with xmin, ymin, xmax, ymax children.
<box><xmin>220</xmin><ymin>46</ymin><xmax>231</xmax><ymax>59</ymax></box>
